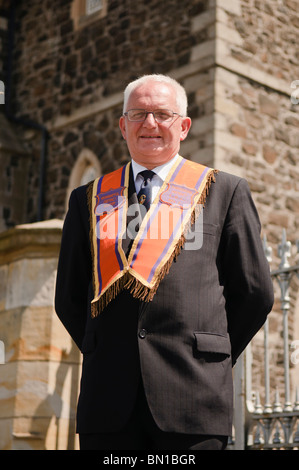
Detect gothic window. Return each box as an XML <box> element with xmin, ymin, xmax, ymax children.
<box><xmin>80</xmin><ymin>165</ymin><xmax>98</xmax><ymax>185</ymax></box>
<box><xmin>71</xmin><ymin>0</ymin><xmax>108</xmax><ymax>29</ymax></box>
<box><xmin>65</xmin><ymin>148</ymin><xmax>101</xmax><ymax>211</ymax></box>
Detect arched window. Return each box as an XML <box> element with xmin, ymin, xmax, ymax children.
<box><xmin>80</xmin><ymin>165</ymin><xmax>98</xmax><ymax>186</ymax></box>
<box><xmin>65</xmin><ymin>148</ymin><xmax>101</xmax><ymax>211</ymax></box>
<box><xmin>71</xmin><ymin>0</ymin><xmax>108</xmax><ymax>30</ymax></box>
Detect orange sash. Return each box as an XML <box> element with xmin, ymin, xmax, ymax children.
<box><xmin>88</xmin><ymin>156</ymin><xmax>217</xmax><ymax>317</ymax></box>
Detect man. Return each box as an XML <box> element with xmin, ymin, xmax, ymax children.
<box><xmin>55</xmin><ymin>74</ymin><xmax>274</xmax><ymax>450</ymax></box>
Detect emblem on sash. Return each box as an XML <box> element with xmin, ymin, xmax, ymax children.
<box><xmin>95</xmin><ymin>187</ymin><xmax>125</xmax><ymax>216</ymax></box>
<box><xmin>160</xmin><ymin>183</ymin><xmax>197</xmax><ymax>209</ymax></box>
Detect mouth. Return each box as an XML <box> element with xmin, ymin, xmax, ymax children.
<box><xmin>140</xmin><ymin>135</ymin><xmax>161</xmax><ymax>139</ymax></box>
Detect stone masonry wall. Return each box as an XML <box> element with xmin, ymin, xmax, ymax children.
<box><xmin>214</xmin><ymin>0</ymin><xmax>299</xmax><ymax>402</ymax></box>
<box><xmin>5</xmin><ymin>0</ymin><xmax>298</xmax><ymax>229</ymax></box>
<box><xmin>215</xmin><ymin>0</ymin><xmax>299</xmax><ymax>240</ymax></box>
<box><xmin>7</xmin><ymin>0</ymin><xmax>214</xmax><ymax>221</ymax></box>
<box><xmin>11</xmin><ymin>0</ymin><xmax>208</xmax><ymax>120</ymax></box>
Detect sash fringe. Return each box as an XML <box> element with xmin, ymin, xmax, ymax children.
<box><xmin>89</xmin><ymin>168</ymin><xmax>218</xmax><ymax>318</ymax></box>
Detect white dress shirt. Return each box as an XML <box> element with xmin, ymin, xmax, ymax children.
<box><xmin>131</xmin><ymin>154</ymin><xmax>179</xmax><ymax>204</ymax></box>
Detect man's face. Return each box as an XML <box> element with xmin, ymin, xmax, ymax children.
<box><xmin>119</xmin><ymin>81</ymin><xmax>191</xmax><ymax>169</ymax></box>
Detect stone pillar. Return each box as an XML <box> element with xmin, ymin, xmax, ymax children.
<box><xmin>0</xmin><ymin>219</ymin><xmax>81</xmax><ymax>450</ymax></box>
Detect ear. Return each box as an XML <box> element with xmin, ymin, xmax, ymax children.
<box><xmin>180</xmin><ymin>117</ymin><xmax>192</xmax><ymax>141</ymax></box>
<box><xmin>119</xmin><ymin>116</ymin><xmax>126</xmax><ymax>140</ymax></box>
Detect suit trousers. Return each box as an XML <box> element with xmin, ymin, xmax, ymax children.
<box><xmin>79</xmin><ymin>381</ymin><xmax>228</xmax><ymax>450</ymax></box>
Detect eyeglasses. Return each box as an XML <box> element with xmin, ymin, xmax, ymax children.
<box><xmin>123</xmin><ymin>109</ymin><xmax>182</xmax><ymax>123</ymax></box>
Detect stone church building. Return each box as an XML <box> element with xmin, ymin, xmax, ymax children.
<box><xmin>0</xmin><ymin>0</ymin><xmax>298</xmax><ymax>450</ymax></box>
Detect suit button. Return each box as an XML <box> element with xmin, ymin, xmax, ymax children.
<box><xmin>139</xmin><ymin>329</ymin><xmax>147</xmax><ymax>339</ymax></box>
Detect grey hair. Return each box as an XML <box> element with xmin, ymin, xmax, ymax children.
<box><xmin>122</xmin><ymin>74</ymin><xmax>188</xmax><ymax>116</ymax></box>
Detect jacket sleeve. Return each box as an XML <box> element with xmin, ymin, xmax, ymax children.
<box><xmin>220</xmin><ymin>178</ymin><xmax>274</xmax><ymax>365</ymax></box>
<box><xmin>55</xmin><ymin>186</ymin><xmax>92</xmax><ymax>350</ymax></box>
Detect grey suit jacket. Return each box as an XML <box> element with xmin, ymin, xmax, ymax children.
<box><xmin>55</xmin><ymin>167</ymin><xmax>274</xmax><ymax>436</ymax></box>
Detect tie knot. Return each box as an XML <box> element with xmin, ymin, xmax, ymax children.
<box><xmin>139</xmin><ymin>170</ymin><xmax>155</xmax><ymax>183</ymax></box>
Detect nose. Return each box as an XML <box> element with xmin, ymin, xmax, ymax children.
<box><xmin>143</xmin><ymin>112</ymin><xmax>157</xmax><ymax>127</ymax></box>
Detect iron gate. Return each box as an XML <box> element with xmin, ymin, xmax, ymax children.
<box><xmin>230</xmin><ymin>230</ymin><xmax>299</xmax><ymax>450</ymax></box>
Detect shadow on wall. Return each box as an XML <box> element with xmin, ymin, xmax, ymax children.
<box><xmin>28</xmin><ymin>342</ymin><xmax>81</xmax><ymax>450</ymax></box>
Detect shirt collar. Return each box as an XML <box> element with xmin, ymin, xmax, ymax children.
<box><xmin>131</xmin><ymin>153</ymin><xmax>179</xmax><ymax>183</ymax></box>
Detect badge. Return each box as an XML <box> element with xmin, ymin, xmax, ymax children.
<box><xmin>159</xmin><ymin>183</ymin><xmax>197</xmax><ymax>209</ymax></box>
<box><xmin>94</xmin><ymin>187</ymin><xmax>125</xmax><ymax>216</ymax></box>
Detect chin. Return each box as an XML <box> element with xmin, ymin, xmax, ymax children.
<box><xmin>139</xmin><ymin>144</ymin><xmax>164</xmax><ymax>153</ymax></box>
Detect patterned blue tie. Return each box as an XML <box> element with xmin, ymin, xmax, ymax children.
<box><xmin>137</xmin><ymin>170</ymin><xmax>155</xmax><ymax>211</ymax></box>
